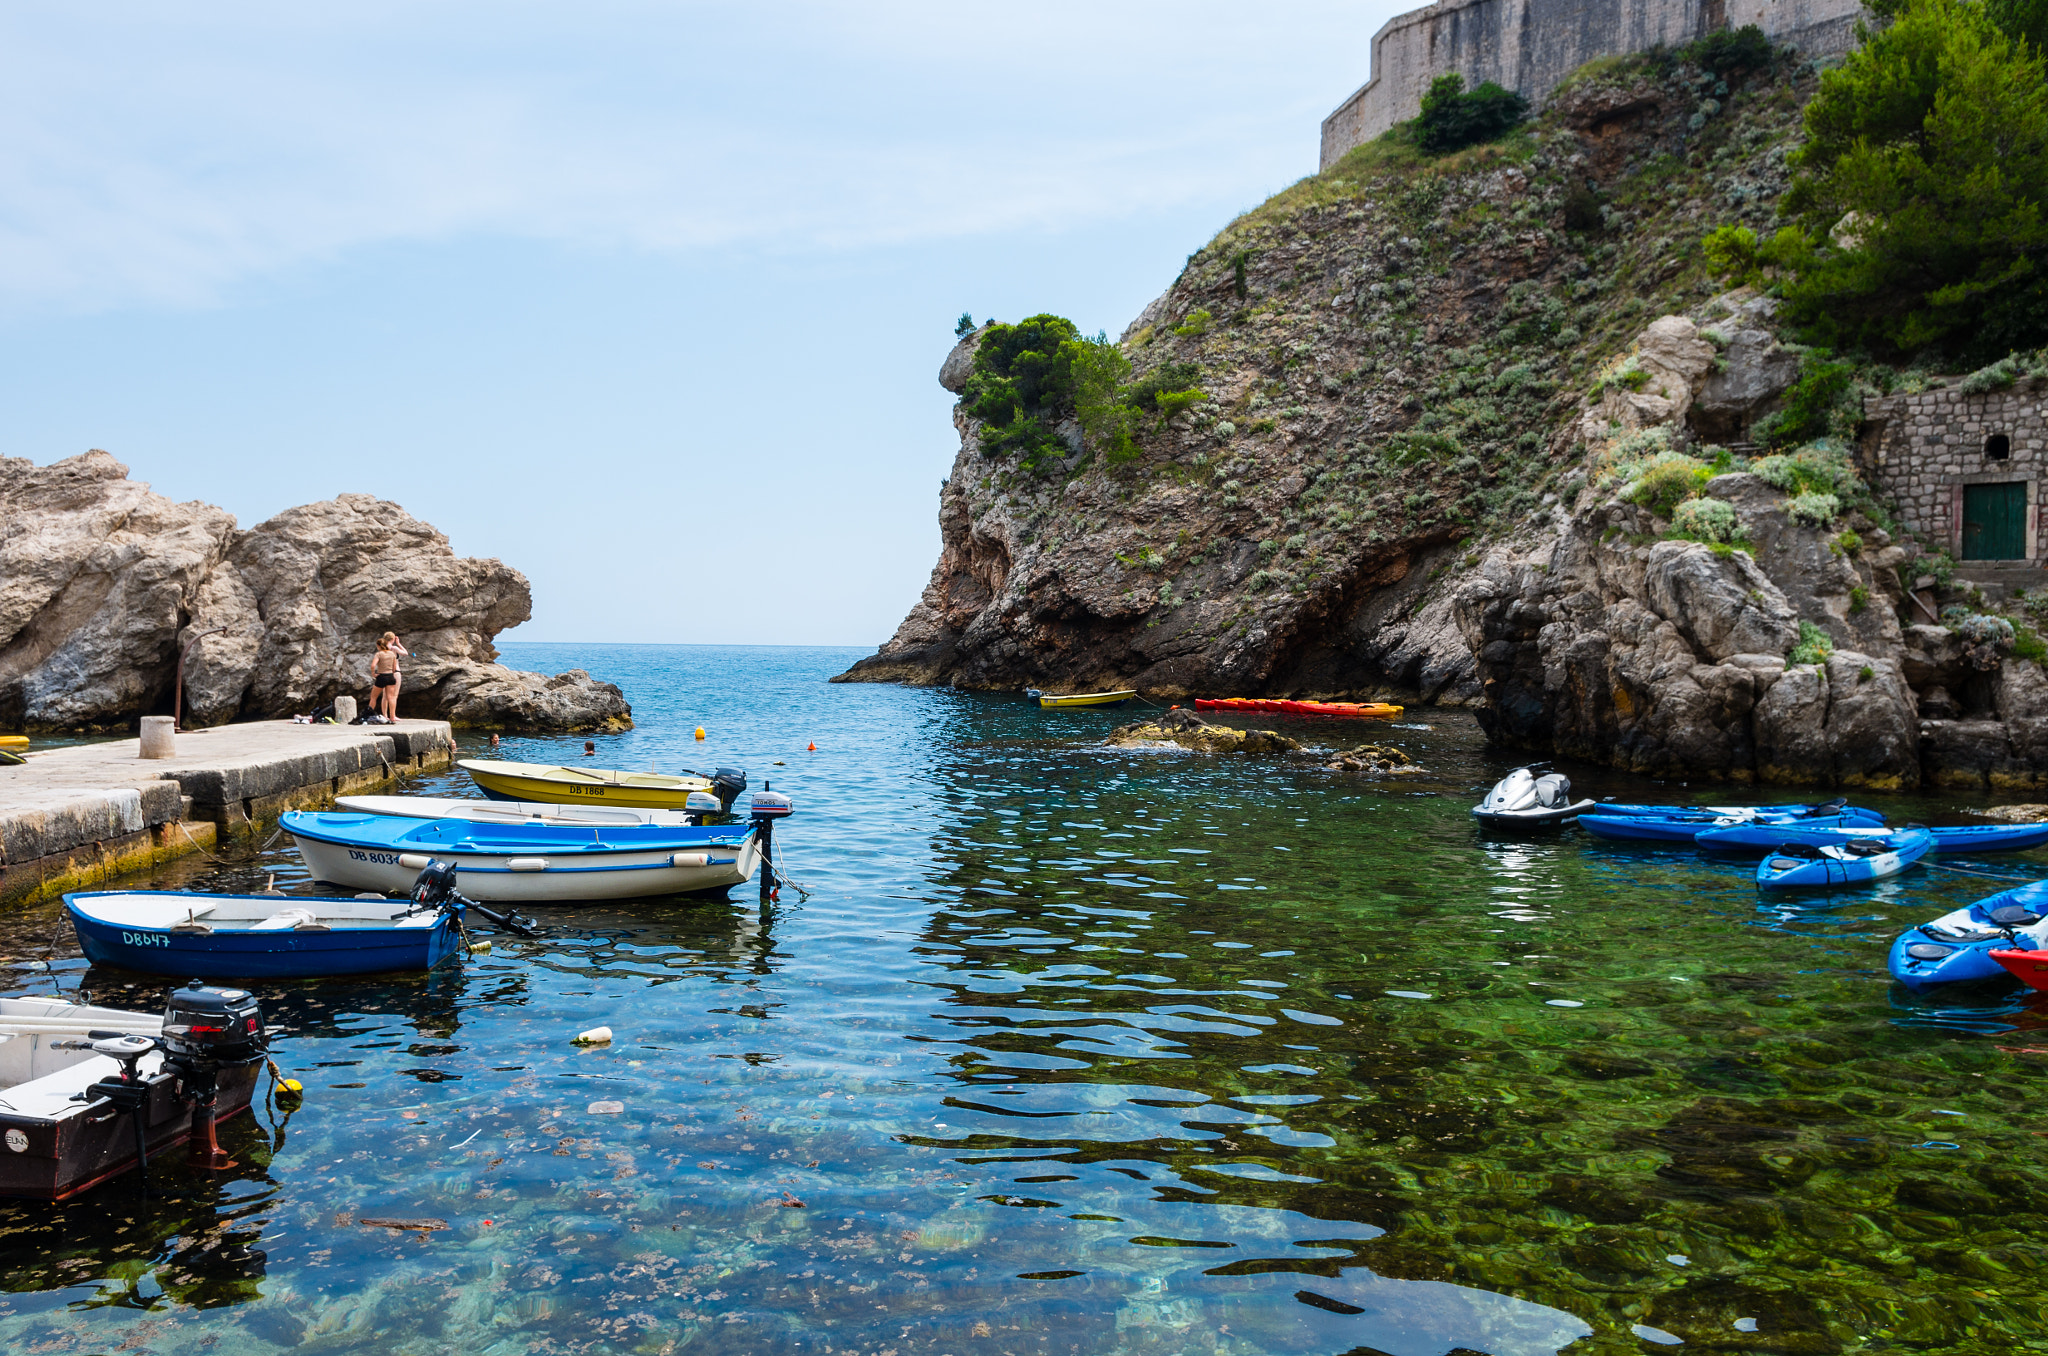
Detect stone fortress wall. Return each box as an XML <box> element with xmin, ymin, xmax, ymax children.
<box><xmin>1319</xmin><ymin>0</ymin><xmax>1863</xmax><ymax>169</ymax></box>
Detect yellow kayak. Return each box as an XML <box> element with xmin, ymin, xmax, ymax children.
<box><xmin>1030</xmin><ymin>689</ymin><xmax>1138</xmax><ymax>709</ymax></box>
<box><xmin>0</xmin><ymin>736</ymin><xmax>27</xmax><ymax>748</ymax></box>
<box><xmin>458</xmin><ymin>759</ymin><xmax>747</xmax><ymax>811</ymax></box>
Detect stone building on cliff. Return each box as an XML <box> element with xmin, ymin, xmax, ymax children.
<box><xmin>1860</xmin><ymin>384</ymin><xmax>2048</xmax><ymax>587</ymax></box>
<box><xmin>1319</xmin><ymin>0</ymin><xmax>1861</xmax><ymax>168</ymax></box>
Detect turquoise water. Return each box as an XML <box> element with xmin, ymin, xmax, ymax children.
<box><xmin>3</xmin><ymin>643</ymin><xmax>2048</xmax><ymax>1355</ymax></box>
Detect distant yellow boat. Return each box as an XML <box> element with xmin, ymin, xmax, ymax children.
<box><xmin>458</xmin><ymin>759</ymin><xmax>747</xmax><ymax>811</ymax></box>
<box><xmin>1029</xmin><ymin>689</ymin><xmax>1138</xmax><ymax>709</ymax></box>
<box><xmin>0</xmin><ymin>736</ymin><xmax>27</xmax><ymax>747</ymax></box>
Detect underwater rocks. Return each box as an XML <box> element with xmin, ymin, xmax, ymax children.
<box><xmin>0</xmin><ymin>451</ymin><xmax>632</xmax><ymax>732</ymax></box>
<box><xmin>1324</xmin><ymin>743</ymin><xmax>1420</xmax><ymax>774</ymax></box>
<box><xmin>1104</xmin><ymin>711</ymin><xmax>1300</xmax><ymax>754</ymax></box>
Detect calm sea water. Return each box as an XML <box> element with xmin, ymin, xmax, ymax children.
<box><xmin>2</xmin><ymin>642</ymin><xmax>2046</xmax><ymax>1356</ymax></box>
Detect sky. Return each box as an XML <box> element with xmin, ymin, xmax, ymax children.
<box><xmin>0</xmin><ymin>1</ymin><xmax>1407</xmax><ymax>647</ymax></box>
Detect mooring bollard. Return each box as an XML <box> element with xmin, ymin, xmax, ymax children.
<box><xmin>333</xmin><ymin>695</ymin><xmax>357</xmax><ymax>724</ymax></box>
<box><xmin>139</xmin><ymin>715</ymin><xmax>175</xmax><ymax>760</ymax></box>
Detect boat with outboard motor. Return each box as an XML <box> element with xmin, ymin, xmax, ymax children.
<box><xmin>1579</xmin><ymin>809</ymin><xmax>1884</xmax><ymax>844</ymax></box>
<box><xmin>1889</xmin><ymin>881</ymin><xmax>2048</xmax><ymax>988</ymax></box>
<box><xmin>0</xmin><ymin>986</ymin><xmax>270</xmax><ymax>1200</ymax></box>
<box><xmin>1753</xmin><ymin>828</ymin><xmax>1933</xmax><ymax>889</ymax></box>
<box><xmin>336</xmin><ymin>793</ymin><xmax>718</xmax><ymax>827</ymax></box>
<box><xmin>66</xmin><ymin>869</ymin><xmax>479</xmax><ymax>979</ymax></box>
<box><xmin>1697</xmin><ymin>820</ymin><xmax>2048</xmax><ymax>854</ymax></box>
<box><xmin>283</xmin><ymin>809</ymin><xmax>764</xmax><ymax>901</ymax></box>
<box><xmin>1471</xmin><ymin>765</ymin><xmax>1595</xmax><ymax>827</ymax></box>
<box><xmin>459</xmin><ymin>759</ymin><xmax>747</xmax><ymax>813</ymax></box>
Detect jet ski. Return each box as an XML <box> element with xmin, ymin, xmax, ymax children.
<box><xmin>1471</xmin><ymin>766</ymin><xmax>1595</xmax><ymax>827</ymax></box>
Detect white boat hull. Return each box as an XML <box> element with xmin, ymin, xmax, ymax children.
<box><xmin>336</xmin><ymin>795</ymin><xmax>701</xmax><ymax>828</ymax></box>
<box><xmin>289</xmin><ymin>832</ymin><xmax>760</xmax><ymax>902</ymax></box>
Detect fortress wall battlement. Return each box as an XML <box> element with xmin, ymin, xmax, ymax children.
<box><xmin>1319</xmin><ymin>0</ymin><xmax>1862</xmax><ymax>169</ymax></box>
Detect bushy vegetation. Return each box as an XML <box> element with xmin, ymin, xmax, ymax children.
<box><xmin>1417</xmin><ymin>74</ymin><xmax>1529</xmax><ymax>154</ymax></box>
<box><xmin>960</xmin><ymin>314</ymin><xmax>1209</xmax><ymax>474</ymax></box>
<box><xmin>1755</xmin><ymin>349</ymin><xmax>1858</xmax><ymax>446</ymax></box>
<box><xmin>1671</xmin><ymin>495</ymin><xmax>1742</xmax><ymax>543</ymax></box>
<box><xmin>1789</xmin><ymin>619</ymin><xmax>1835</xmax><ymax>666</ymax></box>
<box><xmin>1772</xmin><ymin>0</ymin><xmax>2048</xmax><ymax>360</ymax></box>
<box><xmin>1685</xmin><ymin>23</ymin><xmax>1773</xmax><ymax>77</ymax></box>
<box><xmin>1622</xmin><ymin>452</ymin><xmax>1713</xmax><ymax>518</ymax></box>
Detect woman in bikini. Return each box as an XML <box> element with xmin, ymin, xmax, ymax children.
<box><xmin>370</xmin><ymin>632</ymin><xmax>409</xmax><ymax>719</ymax></box>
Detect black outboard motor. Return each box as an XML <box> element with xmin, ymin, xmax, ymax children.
<box><xmin>159</xmin><ymin>983</ymin><xmax>268</xmax><ymax>1171</ymax></box>
<box><xmin>710</xmin><ymin>767</ymin><xmax>748</xmax><ymax>813</ymax></box>
<box><xmin>410</xmin><ymin>859</ymin><xmax>461</xmax><ymax>908</ymax></box>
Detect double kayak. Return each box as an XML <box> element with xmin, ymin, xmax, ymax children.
<box><xmin>1889</xmin><ymin>882</ymin><xmax>2048</xmax><ymax>988</ymax></box>
<box><xmin>1754</xmin><ymin>829</ymin><xmax>1932</xmax><ymax>890</ymax></box>
<box><xmin>1594</xmin><ymin>799</ymin><xmax>1885</xmax><ymax>825</ymax></box>
<box><xmin>1194</xmin><ymin>698</ymin><xmax>1403</xmax><ymax>718</ymax></box>
<box><xmin>1579</xmin><ymin>811</ymin><xmax>1881</xmax><ymax>844</ymax></box>
<box><xmin>1698</xmin><ymin>821</ymin><xmax>2048</xmax><ymax>854</ymax></box>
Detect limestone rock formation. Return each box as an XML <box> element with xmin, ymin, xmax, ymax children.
<box><xmin>0</xmin><ymin>452</ymin><xmax>630</xmax><ymax>732</ymax></box>
<box><xmin>1105</xmin><ymin>712</ymin><xmax>1301</xmax><ymax>754</ymax></box>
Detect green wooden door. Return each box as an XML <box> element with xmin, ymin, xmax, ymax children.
<box><xmin>1963</xmin><ymin>482</ymin><xmax>2028</xmax><ymax>559</ymax></box>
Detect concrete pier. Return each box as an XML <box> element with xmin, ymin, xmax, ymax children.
<box><xmin>0</xmin><ymin>720</ymin><xmax>454</xmax><ymax>906</ymax></box>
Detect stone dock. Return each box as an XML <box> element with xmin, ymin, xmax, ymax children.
<box><xmin>0</xmin><ymin>720</ymin><xmax>454</xmax><ymax>906</ymax></box>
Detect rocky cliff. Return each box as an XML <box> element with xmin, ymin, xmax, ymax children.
<box><xmin>0</xmin><ymin>451</ymin><xmax>630</xmax><ymax>732</ymax></box>
<box><xmin>841</xmin><ymin>50</ymin><xmax>2048</xmax><ymax>789</ymax></box>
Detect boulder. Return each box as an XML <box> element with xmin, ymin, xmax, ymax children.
<box><xmin>1104</xmin><ymin>719</ymin><xmax>1300</xmax><ymax>754</ymax></box>
<box><xmin>0</xmin><ymin>453</ymin><xmax>632</xmax><ymax>732</ymax></box>
<box><xmin>1691</xmin><ymin>329</ymin><xmax>1801</xmax><ymax>441</ymax></box>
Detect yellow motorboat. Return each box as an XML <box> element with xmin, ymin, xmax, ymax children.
<box><xmin>1029</xmin><ymin>688</ymin><xmax>1138</xmax><ymax>709</ymax></box>
<box><xmin>458</xmin><ymin>759</ymin><xmax>748</xmax><ymax>812</ymax></box>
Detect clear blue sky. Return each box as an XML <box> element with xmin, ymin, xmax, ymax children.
<box><xmin>0</xmin><ymin>2</ymin><xmax>1403</xmax><ymax>646</ymax></box>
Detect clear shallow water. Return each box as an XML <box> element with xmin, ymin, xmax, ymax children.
<box><xmin>3</xmin><ymin>643</ymin><xmax>2048</xmax><ymax>1355</ymax></box>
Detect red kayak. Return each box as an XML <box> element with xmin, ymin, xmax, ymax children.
<box><xmin>1194</xmin><ymin>698</ymin><xmax>1404</xmax><ymax>718</ymax></box>
<box><xmin>1992</xmin><ymin>949</ymin><xmax>2048</xmax><ymax>991</ymax></box>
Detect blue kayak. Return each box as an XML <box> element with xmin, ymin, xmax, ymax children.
<box><xmin>1754</xmin><ymin>829</ymin><xmax>1933</xmax><ymax>890</ymax></box>
<box><xmin>1890</xmin><ymin>882</ymin><xmax>2048</xmax><ymax>988</ymax></box>
<box><xmin>1580</xmin><ymin>811</ymin><xmax>1881</xmax><ymax>844</ymax></box>
<box><xmin>1596</xmin><ymin>800</ymin><xmax>1886</xmax><ymax>825</ymax></box>
<box><xmin>1698</xmin><ymin>821</ymin><xmax>2048</xmax><ymax>854</ymax></box>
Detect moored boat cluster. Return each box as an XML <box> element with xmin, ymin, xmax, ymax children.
<box><xmin>13</xmin><ymin>752</ymin><xmax>795</xmax><ymax>1201</ymax></box>
<box><xmin>1473</xmin><ymin>765</ymin><xmax>2048</xmax><ymax>994</ymax></box>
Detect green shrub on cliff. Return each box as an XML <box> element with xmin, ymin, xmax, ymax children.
<box><xmin>1685</xmin><ymin>24</ymin><xmax>1773</xmax><ymax>77</ymax></box>
<box><xmin>1754</xmin><ymin>349</ymin><xmax>1858</xmax><ymax>446</ymax></box>
<box><xmin>1417</xmin><ymin>74</ymin><xmax>1529</xmax><ymax>154</ymax></box>
<box><xmin>1789</xmin><ymin>619</ymin><xmax>1834</xmax><ymax>666</ymax></box>
<box><xmin>1621</xmin><ymin>452</ymin><xmax>1711</xmax><ymax>518</ymax></box>
<box><xmin>1671</xmin><ymin>496</ymin><xmax>1742</xmax><ymax>544</ymax></box>
<box><xmin>962</xmin><ymin>314</ymin><xmax>1209</xmax><ymax>473</ymax></box>
<box><xmin>1777</xmin><ymin>0</ymin><xmax>2048</xmax><ymax>360</ymax></box>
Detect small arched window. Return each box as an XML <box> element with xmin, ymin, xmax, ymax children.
<box><xmin>1987</xmin><ymin>433</ymin><xmax>2013</xmax><ymax>460</ymax></box>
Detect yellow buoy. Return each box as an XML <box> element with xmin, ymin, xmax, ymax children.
<box><xmin>694</xmin><ymin>727</ymin><xmax>706</xmax><ymax>741</ymax></box>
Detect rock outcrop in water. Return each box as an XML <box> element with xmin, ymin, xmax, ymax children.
<box><xmin>0</xmin><ymin>451</ymin><xmax>631</xmax><ymax>732</ymax></box>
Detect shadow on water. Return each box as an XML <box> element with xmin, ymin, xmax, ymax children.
<box><xmin>3</xmin><ymin>645</ymin><xmax>2048</xmax><ymax>1352</ymax></box>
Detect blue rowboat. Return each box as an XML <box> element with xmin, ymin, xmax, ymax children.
<box><xmin>1754</xmin><ymin>828</ymin><xmax>1933</xmax><ymax>890</ymax></box>
<box><xmin>1578</xmin><ymin>811</ymin><xmax>1878</xmax><ymax>844</ymax></box>
<box><xmin>65</xmin><ymin>890</ymin><xmax>464</xmax><ymax>979</ymax></box>
<box><xmin>281</xmin><ymin>810</ymin><xmax>760</xmax><ymax>902</ymax></box>
<box><xmin>1594</xmin><ymin>800</ymin><xmax>1886</xmax><ymax>825</ymax></box>
<box><xmin>1890</xmin><ymin>882</ymin><xmax>2048</xmax><ymax>988</ymax></box>
<box><xmin>1699</xmin><ymin>821</ymin><xmax>2048</xmax><ymax>854</ymax></box>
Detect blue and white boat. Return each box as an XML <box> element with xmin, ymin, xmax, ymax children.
<box><xmin>1579</xmin><ymin>810</ymin><xmax>1880</xmax><ymax>844</ymax></box>
<box><xmin>1754</xmin><ymin>828</ymin><xmax>1933</xmax><ymax>890</ymax></box>
<box><xmin>282</xmin><ymin>810</ymin><xmax>760</xmax><ymax>901</ymax></box>
<box><xmin>1889</xmin><ymin>882</ymin><xmax>2048</xmax><ymax>988</ymax></box>
<box><xmin>1594</xmin><ymin>799</ymin><xmax>1885</xmax><ymax>825</ymax></box>
<box><xmin>66</xmin><ymin>890</ymin><xmax>464</xmax><ymax>978</ymax></box>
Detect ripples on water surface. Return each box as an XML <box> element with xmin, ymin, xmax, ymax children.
<box><xmin>4</xmin><ymin>643</ymin><xmax>2048</xmax><ymax>1355</ymax></box>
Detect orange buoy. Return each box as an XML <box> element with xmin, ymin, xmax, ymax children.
<box><xmin>807</xmin><ymin>741</ymin><xmax>817</xmax><ymax>752</ymax></box>
<box><xmin>694</xmin><ymin>727</ymin><xmax>706</xmax><ymax>741</ymax></box>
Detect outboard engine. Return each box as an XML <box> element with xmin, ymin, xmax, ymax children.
<box><xmin>684</xmin><ymin>790</ymin><xmax>722</xmax><ymax>823</ymax></box>
<box><xmin>709</xmin><ymin>767</ymin><xmax>748</xmax><ymax>812</ymax></box>
<box><xmin>750</xmin><ymin>786</ymin><xmax>794</xmax><ymax>903</ymax></box>
<box><xmin>1532</xmin><ymin>771</ymin><xmax>1573</xmax><ymax>810</ymax></box>
<box><xmin>409</xmin><ymin>859</ymin><xmax>460</xmax><ymax>908</ymax></box>
<box><xmin>159</xmin><ymin>982</ymin><xmax>268</xmax><ymax>1171</ymax></box>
